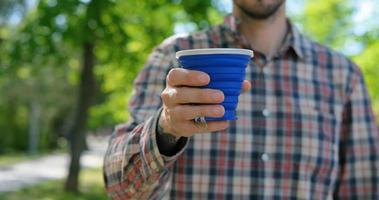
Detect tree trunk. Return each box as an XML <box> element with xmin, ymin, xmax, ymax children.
<box><xmin>28</xmin><ymin>100</ymin><xmax>41</xmax><ymax>154</ymax></box>
<box><xmin>64</xmin><ymin>42</ymin><xmax>96</xmax><ymax>193</ymax></box>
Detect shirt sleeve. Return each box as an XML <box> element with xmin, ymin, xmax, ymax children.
<box><xmin>334</xmin><ymin>67</ymin><xmax>379</xmax><ymax>199</ymax></box>
<box><xmin>103</xmin><ymin>45</ymin><xmax>188</xmax><ymax>199</ymax></box>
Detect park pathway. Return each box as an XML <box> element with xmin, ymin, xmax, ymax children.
<box><xmin>0</xmin><ymin>135</ymin><xmax>108</xmax><ymax>192</ymax></box>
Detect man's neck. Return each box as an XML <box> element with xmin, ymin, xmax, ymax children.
<box><xmin>233</xmin><ymin>5</ymin><xmax>287</xmax><ymax>58</ymax></box>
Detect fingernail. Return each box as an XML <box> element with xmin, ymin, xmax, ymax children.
<box><xmin>211</xmin><ymin>92</ymin><xmax>222</xmax><ymax>100</ymax></box>
<box><xmin>198</xmin><ymin>74</ymin><xmax>208</xmax><ymax>82</ymax></box>
<box><xmin>212</xmin><ymin>107</ymin><xmax>223</xmax><ymax>115</ymax></box>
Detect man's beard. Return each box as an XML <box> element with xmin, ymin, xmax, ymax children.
<box><xmin>234</xmin><ymin>0</ymin><xmax>285</xmax><ymax>20</ymax></box>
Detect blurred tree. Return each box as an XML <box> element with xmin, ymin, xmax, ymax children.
<box><xmin>1</xmin><ymin>0</ymin><xmax>119</xmax><ymax>192</ymax></box>
<box><xmin>0</xmin><ymin>0</ymin><xmax>221</xmax><ymax>193</ymax></box>
<box><xmin>0</xmin><ymin>0</ymin><xmax>26</xmax><ymax>25</ymax></box>
<box><xmin>300</xmin><ymin>0</ymin><xmax>354</xmax><ymax>48</ymax></box>
<box><xmin>0</xmin><ymin>0</ymin><xmax>34</xmax><ymax>153</ymax></box>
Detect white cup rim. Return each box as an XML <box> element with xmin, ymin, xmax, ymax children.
<box><xmin>176</xmin><ymin>48</ymin><xmax>254</xmax><ymax>59</ymax></box>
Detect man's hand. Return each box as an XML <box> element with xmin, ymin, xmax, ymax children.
<box><xmin>159</xmin><ymin>68</ymin><xmax>251</xmax><ymax>138</ymax></box>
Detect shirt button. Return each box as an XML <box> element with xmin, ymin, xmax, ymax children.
<box><xmin>261</xmin><ymin>153</ymin><xmax>270</xmax><ymax>162</ymax></box>
<box><xmin>262</xmin><ymin>109</ymin><xmax>271</xmax><ymax>117</ymax></box>
<box><xmin>262</xmin><ymin>67</ymin><xmax>269</xmax><ymax>74</ymax></box>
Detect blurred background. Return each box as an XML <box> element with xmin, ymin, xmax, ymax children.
<box><xmin>0</xmin><ymin>0</ymin><xmax>378</xmax><ymax>199</ymax></box>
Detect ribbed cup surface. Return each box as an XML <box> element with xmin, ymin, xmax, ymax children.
<box><xmin>177</xmin><ymin>52</ymin><xmax>252</xmax><ymax>121</ymax></box>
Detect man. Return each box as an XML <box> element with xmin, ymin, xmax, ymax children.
<box><xmin>103</xmin><ymin>0</ymin><xmax>379</xmax><ymax>199</ymax></box>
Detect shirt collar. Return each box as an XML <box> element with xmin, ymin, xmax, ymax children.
<box><xmin>222</xmin><ymin>14</ymin><xmax>305</xmax><ymax>60</ymax></box>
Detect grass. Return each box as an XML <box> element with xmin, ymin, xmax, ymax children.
<box><xmin>0</xmin><ymin>168</ymin><xmax>108</xmax><ymax>200</ymax></box>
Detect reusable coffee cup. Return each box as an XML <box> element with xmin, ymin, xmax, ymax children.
<box><xmin>176</xmin><ymin>48</ymin><xmax>253</xmax><ymax>121</ymax></box>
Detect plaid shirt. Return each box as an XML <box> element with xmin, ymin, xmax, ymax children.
<box><xmin>103</xmin><ymin>15</ymin><xmax>379</xmax><ymax>199</ymax></box>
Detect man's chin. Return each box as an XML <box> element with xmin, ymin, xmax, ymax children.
<box><xmin>234</xmin><ymin>0</ymin><xmax>285</xmax><ymax>20</ymax></box>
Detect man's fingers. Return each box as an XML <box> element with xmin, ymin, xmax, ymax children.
<box><xmin>241</xmin><ymin>80</ymin><xmax>251</xmax><ymax>93</ymax></box>
<box><xmin>172</xmin><ymin>87</ymin><xmax>224</xmax><ymax>105</ymax></box>
<box><xmin>166</xmin><ymin>68</ymin><xmax>210</xmax><ymax>87</ymax></box>
<box><xmin>161</xmin><ymin>87</ymin><xmax>224</xmax><ymax>107</ymax></box>
<box><xmin>173</xmin><ymin>105</ymin><xmax>225</xmax><ymax>120</ymax></box>
<box><xmin>181</xmin><ymin>120</ymin><xmax>229</xmax><ymax>135</ymax></box>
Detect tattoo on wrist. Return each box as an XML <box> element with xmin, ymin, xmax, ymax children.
<box><xmin>157</xmin><ymin>123</ymin><xmax>180</xmax><ymax>145</ymax></box>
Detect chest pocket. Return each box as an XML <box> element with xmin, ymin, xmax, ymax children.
<box><xmin>278</xmin><ymin>75</ymin><xmax>344</xmax><ymax>142</ymax></box>
<box><xmin>294</xmin><ymin>102</ymin><xmax>340</xmax><ymax>142</ymax></box>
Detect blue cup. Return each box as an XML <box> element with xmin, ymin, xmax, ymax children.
<box><xmin>176</xmin><ymin>48</ymin><xmax>253</xmax><ymax>121</ymax></box>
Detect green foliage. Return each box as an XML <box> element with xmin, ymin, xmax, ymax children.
<box><xmin>87</xmin><ymin>0</ymin><xmax>222</xmax><ymax>129</ymax></box>
<box><xmin>0</xmin><ymin>168</ymin><xmax>106</xmax><ymax>200</ymax></box>
<box><xmin>0</xmin><ymin>0</ymin><xmax>221</xmax><ymax>152</ymax></box>
<box><xmin>0</xmin><ymin>103</ymin><xmax>28</xmax><ymax>153</ymax></box>
<box><xmin>301</xmin><ymin>0</ymin><xmax>353</xmax><ymax>48</ymax></box>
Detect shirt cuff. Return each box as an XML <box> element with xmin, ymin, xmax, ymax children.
<box><xmin>143</xmin><ymin>108</ymin><xmax>189</xmax><ymax>171</ymax></box>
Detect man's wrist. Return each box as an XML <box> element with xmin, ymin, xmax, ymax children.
<box><xmin>157</xmin><ymin>122</ymin><xmax>181</xmax><ymax>144</ymax></box>
<box><xmin>155</xmin><ymin>109</ymin><xmax>186</xmax><ymax>156</ymax></box>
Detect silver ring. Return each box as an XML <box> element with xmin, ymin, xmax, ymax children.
<box><xmin>194</xmin><ymin>116</ymin><xmax>207</xmax><ymax>129</ymax></box>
